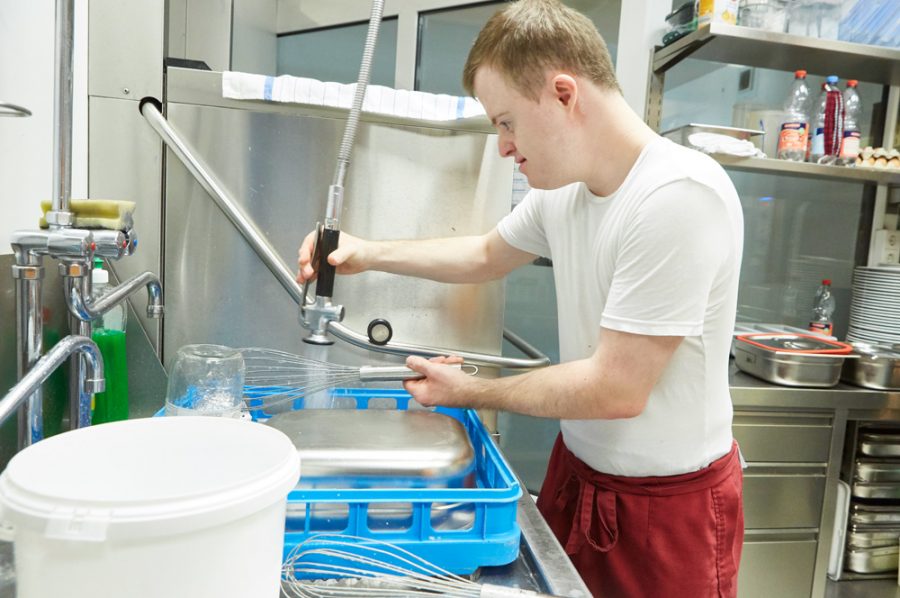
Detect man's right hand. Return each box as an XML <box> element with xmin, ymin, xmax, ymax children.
<box><xmin>296</xmin><ymin>229</ymin><xmax>369</xmax><ymax>284</ymax></box>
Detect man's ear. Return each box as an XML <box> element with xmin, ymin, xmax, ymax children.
<box><xmin>551</xmin><ymin>74</ymin><xmax>578</xmax><ymax>109</ymax></box>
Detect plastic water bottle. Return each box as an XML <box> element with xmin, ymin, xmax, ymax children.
<box><xmin>809</xmin><ymin>279</ymin><xmax>836</xmax><ymax>336</ymax></box>
<box><xmin>809</xmin><ymin>76</ymin><xmax>843</xmax><ymax>164</ymax></box>
<box><xmin>91</xmin><ymin>259</ymin><xmax>130</xmax><ymax>424</ymax></box>
<box><xmin>777</xmin><ymin>70</ymin><xmax>811</xmax><ymax>162</ymax></box>
<box><xmin>839</xmin><ymin>79</ymin><xmax>861</xmax><ymax>165</ymax></box>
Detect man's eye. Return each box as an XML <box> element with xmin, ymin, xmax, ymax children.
<box><xmin>500</xmin><ymin>121</ymin><xmax>511</xmax><ymax>131</ymax></box>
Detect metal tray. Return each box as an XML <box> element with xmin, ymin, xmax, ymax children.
<box><xmin>855</xmin><ymin>459</ymin><xmax>900</xmax><ymax>483</ymax></box>
<box><xmin>851</xmin><ymin>504</ymin><xmax>900</xmax><ymax>525</ymax></box>
<box><xmin>845</xmin><ymin>545</ymin><xmax>899</xmax><ymax>574</ymax></box>
<box><xmin>842</xmin><ymin>344</ymin><xmax>900</xmax><ymax>390</ymax></box>
<box><xmin>661</xmin><ymin>123</ymin><xmax>764</xmax><ymax>146</ymax></box>
<box><xmin>264</xmin><ymin>409</ymin><xmax>475</xmax><ymax>481</ymax></box>
<box><xmin>852</xmin><ymin>481</ymin><xmax>900</xmax><ymax>500</ymax></box>
<box><xmin>848</xmin><ymin>525</ymin><xmax>900</xmax><ymax>549</ymax></box>
<box><xmin>860</xmin><ymin>433</ymin><xmax>900</xmax><ymax>458</ymax></box>
<box><xmin>733</xmin><ymin>336</ymin><xmax>849</xmax><ymax>387</ymax></box>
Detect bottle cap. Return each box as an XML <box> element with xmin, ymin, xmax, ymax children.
<box><xmin>823</xmin><ymin>278</ymin><xmax>832</xmax><ymax>285</ymax></box>
<box><xmin>92</xmin><ymin>259</ymin><xmax>109</xmax><ymax>285</ymax></box>
<box><xmin>847</xmin><ymin>80</ymin><xmax>858</xmax><ymax>87</ymax></box>
<box><xmin>826</xmin><ymin>75</ymin><xmax>839</xmax><ymax>84</ymax></box>
<box><xmin>795</xmin><ymin>70</ymin><xmax>807</xmax><ymax>78</ymax></box>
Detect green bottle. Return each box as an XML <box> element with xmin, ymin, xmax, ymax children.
<box><xmin>91</xmin><ymin>258</ymin><xmax>129</xmax><ymax>424</ymax></box>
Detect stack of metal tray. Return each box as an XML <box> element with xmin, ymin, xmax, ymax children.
<box><xmin>843</xmin><ymin>427</ymin><xmax>900</xmax><ymax>576</ymax></box>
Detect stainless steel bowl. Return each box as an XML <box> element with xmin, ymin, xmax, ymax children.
<box><xmin>842</xmin><ymin>344</ymin><xmax>900</xmax><ymax>390</ymax></box>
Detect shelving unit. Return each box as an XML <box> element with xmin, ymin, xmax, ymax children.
<box><xmin>646</xmin><ymin>23</ymin><xmax>899</xmax><ymax>262</ymax></box>
<box><xmin>645</xmin><ymin>24</ymin><xmax>900</xmax><ymax>598</ymax></box>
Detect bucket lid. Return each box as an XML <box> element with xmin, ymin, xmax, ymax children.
<box><xmin>0</xmin><ymin>417</ymin><xmax>300</xmax><ymax>542</ymax></box>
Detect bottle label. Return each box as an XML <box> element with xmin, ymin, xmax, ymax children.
<box><xmin>810</xmin><ymin>128</ymin><xmax>825</xmax><ymax>157</ymax></box>
<box><xmin>777</xmin><ymin>122</ymin><xmax>808</xmax><ymax>153</ymax></box>
<box><xmin>840</xmin><ymin>130</ymin><xmax>861</xmax><ymax>158</ymax></box>
<box><xmin>809</xmin><ymin>321</ymin><xmax>833</xmax><ymax>336</ymax></box>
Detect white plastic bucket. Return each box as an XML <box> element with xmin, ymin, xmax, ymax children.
<box><xmin>0</xmin><ymin>417</ymin><xmax>300</xmax><ymax>598</ymax></box>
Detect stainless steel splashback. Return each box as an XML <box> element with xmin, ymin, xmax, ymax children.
<box><xmin>162</xmin><ymin>69</ymin><xmax>511</xmax><ymax>368</ymax></box>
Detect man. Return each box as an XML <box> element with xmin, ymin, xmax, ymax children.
<box><xmin>297</xmin><ymin>1</ymin><xmax>745</xmax><ymax>596</ymax></box>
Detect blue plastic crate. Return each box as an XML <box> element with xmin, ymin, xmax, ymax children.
<box><xmin>245</xmin><ymin>387</ymin><xmax>522</xmax><ymax>576</ymax></box>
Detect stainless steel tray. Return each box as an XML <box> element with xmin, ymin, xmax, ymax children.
<box><xmin>264</xmin><ymin>409</ymin><xmax>474</xmax><ymax>480</ymax></box>
<box><xmin>856</xmin><ymin>459</ymin><xmax>900</xmax><ymax>483</ymax></box>
<box><xmin>733</xmin><ymin>340</ymin><xmax>846</xmax><ymax>387</ymax></box>
<box><xmin>848</xmin><ymin>525</ymin><xmax>900</xmax><ymax>549</ymax></box>
<box><xmin>852</xmin><ymin>481</ymin><xmax>900</xmax><ymax>499</ymax></box>
<box><xmin>845</xmin><ymin>545</ymin><xmax>899</xmax><ymax>574</ymax></box>
<box><xmin>661</xmin><ymin>123</ymin><xmax>764</xmax><ymax>146</ymax></box>
<box><xmin>851</xmin><ymin>504</ymin><xmax>900</xmax><ymax>525</ymax></box>
<box><xmin>842</xmin><ymin>345</ymin><xmax>900</xmax><ymax>390</ymax></box>
<box><xmin>860</xmin><ymin>434</ymin><xmax>900</xmax><ymax>457</ymax></box>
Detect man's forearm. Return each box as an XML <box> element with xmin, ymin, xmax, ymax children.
<box><xmin>467</xmin><ymin>358</ymin><xmax>646</xmax><ymax>420</ymax></box>
<box><xmin>367</xmin><ymin>236</ymin><xmax>500</xmax><ymax>283</ymax></box>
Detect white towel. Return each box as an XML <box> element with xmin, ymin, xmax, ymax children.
<box><xmin>222</xmin><ymin>71</ymin><xmax>486</xmax><ymax>122</ymax></box>
<box><xmin>687</xmin><ymin>132</ymin><xmax>766</xmax><ymax>158</ymax></box>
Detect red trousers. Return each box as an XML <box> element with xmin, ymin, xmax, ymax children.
<box><xmin>537</xmin><ymin>435</ymin><xmax>744</xmax><ymax>598</ymax></box>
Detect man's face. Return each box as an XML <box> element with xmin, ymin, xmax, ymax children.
<box><xmin>473</xmin><ymin>67</ymin><xmax>569</xmax><ymax>190</ymax></box>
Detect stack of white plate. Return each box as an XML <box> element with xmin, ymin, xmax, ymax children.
<box><xmin>847</xmin><ymin>266</ymin><xmax>900</xmax><ymax>345</ymax></box>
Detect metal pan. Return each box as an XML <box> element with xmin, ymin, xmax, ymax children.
<box><xmin>845</xmin><ymin>545</ymin><xmax>899</xmax><ymax>574</ymax></box>
<box><xmin>855</xmin><ymin>460</ymin><xmax>900</xmax><ymax>483</ymax></box>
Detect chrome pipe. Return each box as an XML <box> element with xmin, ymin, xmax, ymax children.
<box><xmin>49</xmin><ymin>0</ymin><xmax>75</xmax><ymax>225</ymax></box>
<box><xmin>0</xmin><ymin>102</ymin><xmax>32</xmax><ymax>117</ymax></box>
<box><xmin>327</xmin><ymin>321</ymin><xmax>550</xmax><ymax>369</ymax></box>
<box><xmin>67</xmin><ymin>270</ymin><xmax>164</xmax><ymax>321</ymax></box>
<box><xmin>68</xmin><ymin>275</ymin><xmax>93</xmax><ymax>430</ymax></box>
<box><xmin>139</xmin><ymin>99</ymin><xmax>303</xmax><ymax>305</ymax></box>
<box><xmin>0</xmin><ymin>336</ymin><xmax>104</xmax><ymax>431</ymax></box>
<box><xmin>12</xmin><ymin>255</ymin><xmax>44</xmax><ymax>449</ymax></box>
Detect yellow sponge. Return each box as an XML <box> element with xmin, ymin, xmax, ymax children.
<box><xmin>39</xmin><ymin>199</ymin><xmax>135</xmax><ymax>230</ymax></box>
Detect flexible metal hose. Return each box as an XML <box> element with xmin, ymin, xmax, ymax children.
<box><xmin>317</xmin><ymin>0</ymin><xmax>384</xmax><ymax>300</ymax></box>
<box><xmin>333</xmin><ymin>0</ymin><xmax>384</xmax><ymax>189</ymax></box>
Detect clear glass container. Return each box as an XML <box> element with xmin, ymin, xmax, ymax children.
<box><xmin>738</xmin><ymin>0</ymin><xmax>788</xmax><ymax>32</ymax></box>
<box><xmin>165</xmin><ymin>345</ymin><xmax>245</xmax><ymax>418</ymax></box>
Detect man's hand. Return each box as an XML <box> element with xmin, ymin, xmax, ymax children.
<box><xmin>403</xmin><ymin>355</ymin><xmax>481</xmax><ymax>409</ymax></box>
<box><xmin>296</xmin><ymin>230</ymin><xmax>369</xmax><ymax>283</ymax></box>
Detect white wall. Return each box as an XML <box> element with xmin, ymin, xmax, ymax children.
<box><xmin>0</xmin><ymin>0</ymin><xmax>87</xmax><ymax>252</ymax></box>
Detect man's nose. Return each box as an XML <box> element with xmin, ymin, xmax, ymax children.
<box><xmin>498</xmin><ymin>138</ymin><xmax>516</xmax><ymax>158</ymax></box>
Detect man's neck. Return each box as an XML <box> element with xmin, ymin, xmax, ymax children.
<box><xmin>579</xmin><ymin>93</ymin><xmax>658</xmax><ymax>197</ymax></box>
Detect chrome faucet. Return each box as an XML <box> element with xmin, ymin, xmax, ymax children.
<box><xmin>67</xmin><ymin>270</ymin><xmax>164</xmax><ymax>321</ymax></box>
<box><xmin>0</xmin><ymin>336</ymin><xmax>104</xmax><ymax>443</ymax></box>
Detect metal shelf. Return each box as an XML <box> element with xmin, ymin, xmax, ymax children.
<box><xmin>710</xmin><ymin>154</ymin><xmax>900</xmax><ymax>185</ymax></box>
<box><xmin>653</xmin><ymin>23</ymin><xmax>900</xmax><ymax>85</ymax></box>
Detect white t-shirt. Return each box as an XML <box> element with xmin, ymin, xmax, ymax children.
<box><xmin>497</xmin><ymin>137</ymin><xmax>744</xmax><ymax>477</ymax></box>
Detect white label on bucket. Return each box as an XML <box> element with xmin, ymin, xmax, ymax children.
<box><xmin>44</xmin><ymin>508</ymin><xmax>110</xmax><ymax>542</ymax></box>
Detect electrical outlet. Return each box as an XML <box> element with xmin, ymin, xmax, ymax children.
<box><xmin>872</xmin><ymin>229</ymin><xmax>900</xmax><ymax>265</ymax></box>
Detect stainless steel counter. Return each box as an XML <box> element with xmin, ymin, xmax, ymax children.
<box><xmin>475</xmin><ymin>482</ymin><xmax>590</xmax><ymax>597</ymax></box>
<box><xmin>730</xmin><ymin>365</ymin><xmax>900</xmax><ymax>416</ymax></box>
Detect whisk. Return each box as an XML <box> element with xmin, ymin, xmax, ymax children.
<box><xmin>281</xmin><ymin>534</ymin><xmax>558</xmax><ymax>598</ymax></box>
<box><xmin>241</xmin><ymin>348</ymin><xmax>474</xmax><ymax>410</ymax></box>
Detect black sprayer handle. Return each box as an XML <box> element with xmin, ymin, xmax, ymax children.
<box><xmin>314</xmin><ymin>227</ymin><xmax>341</xmax><ymax>298</ymax></box>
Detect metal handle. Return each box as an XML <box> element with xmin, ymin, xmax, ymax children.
<box><xmin>0</xmin><ymin>101</ymin><xmax>32</xmax><ymax>117</ymax></box>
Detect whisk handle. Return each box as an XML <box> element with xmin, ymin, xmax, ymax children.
<box><xmin>358</xmin><ymin>365</ymin><xmax>424</xmax><ymax>381</ymax></box>
<box><xmin>357</xmin><ymin>364</ymin><xmax>462</xmax><ymax>382</ymax></box>
<box><xmin>480</xmin><ymin>584</ymin><xmax>562</xmax><ymax>597</ymax></box>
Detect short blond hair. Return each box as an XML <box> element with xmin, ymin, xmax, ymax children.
<box><xmin>462</xmin><ymin>0</ymin><xmax>621</xmax><ymax>100</ymax></box>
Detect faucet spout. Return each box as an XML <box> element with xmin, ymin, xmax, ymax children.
<box><xmin>68</xmin><ymin>270</ymin><xmax>164</xmax><ymax>321</ymax></box>
<box><xmin>0</xmin><ymin>335</ymin><xmax>104</xmax><ymax>431</ymax></box>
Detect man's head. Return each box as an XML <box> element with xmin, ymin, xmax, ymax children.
<box><xmin>463</xmin><ymin>0</ymin><xmax>621</xmax><ymax>190</ymax></box>
<box><xmin>462</xmin><ymin>0</ymin><xmax>620</xmax><ymax>101</ymax></box>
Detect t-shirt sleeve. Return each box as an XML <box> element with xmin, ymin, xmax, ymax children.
<box><xmin>496</xmin><ymin>189</ymin><xmax>552</xmax><ymax>258</ymax></box>
<box><xmin>600</xmin><ymin>179</ymin><xmax>737</xmax><ymax>337</ymax></box>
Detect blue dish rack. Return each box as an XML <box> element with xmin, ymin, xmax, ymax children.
<box><xmin>243</xmin><ymin>387</ymin><xmax>523</xmax><ymax>576</ymax></box>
